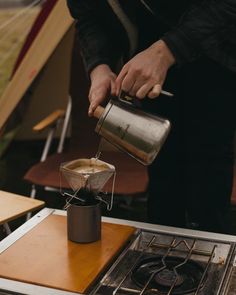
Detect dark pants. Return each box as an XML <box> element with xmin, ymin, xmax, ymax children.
<box><xmin>144</xmin><ymin>57</ymin><xmax>236</xmax><ymax>234</ymax></box>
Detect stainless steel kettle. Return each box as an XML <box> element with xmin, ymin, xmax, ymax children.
<box><xmin>94</xmin><ymin>96</ymin><xmax>171</xmax><ymax>165</ymax></box>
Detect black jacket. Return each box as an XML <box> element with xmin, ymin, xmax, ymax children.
<box><xmin>67</xmin><ymin>0</ymin><xmax>236</xmax><ymax>74</ymax></box>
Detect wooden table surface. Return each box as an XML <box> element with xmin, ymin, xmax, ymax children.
<box><xmin>0</xmin><ymin>190</ymin><xmax>45</xmax><ymax>224</ymax></box>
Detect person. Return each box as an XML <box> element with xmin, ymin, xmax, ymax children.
<box><xmin>67</xmin><ymin>0</ymin><xmax>236</xmax><ymax>233</ymax></box>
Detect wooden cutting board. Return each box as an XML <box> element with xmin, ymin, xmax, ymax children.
<box><xmin>0</xmin><ymin>214</ymin><xmax>135</xmax><ymax>293</ymax></box>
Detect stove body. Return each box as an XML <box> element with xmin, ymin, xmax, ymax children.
<box><xmin>1</xmin><ymin>208</ymin><xmax>236</xmax><ymax>295</ymax></box>
<box><xmin>91</xmin><ymin>230</ymin><xmax>236</xmax><ymax>295</ymax></box>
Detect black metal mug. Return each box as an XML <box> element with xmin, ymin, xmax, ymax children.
<box><xmin>67</xmin><ymin>200</ymin><xmax>101</xmax><ymax>243</ymax></box>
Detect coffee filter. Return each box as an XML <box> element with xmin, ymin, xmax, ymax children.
<box><xmin>60</xmin><ymin>158</ymin><xmax>115</xmax><ymax>193</ymax></box>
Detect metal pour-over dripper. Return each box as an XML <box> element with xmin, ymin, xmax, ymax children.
<box><xmin>60</xmin><ymin>158</ymin><xmax>116</xmax><ymax>243</ymax></box>
<box><xmin>60</xmin><ymin>157</ymin><xmax>116</xmax><ymax>210</ymax></box>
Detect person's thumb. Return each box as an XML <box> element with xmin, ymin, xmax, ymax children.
<box><xmin>88</xmin><ymin>101</ymin><xmax>97</xmax><ymax>117</ymax></box>
<box><xmin>88</xmin><ymin>90</ymin><xmax>105</xmax><ymax>117</ymax></box>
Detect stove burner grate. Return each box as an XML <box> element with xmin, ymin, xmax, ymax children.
<box><xmin>131</xmin><ymin>256</ymin><xmax>207</xmax><ymax>294</ymax></box>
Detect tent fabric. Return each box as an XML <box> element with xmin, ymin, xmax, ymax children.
<box><xmin>12</xmin><ymin>0</ymin><xmax>58</xmax><ymax>76</ymax></box>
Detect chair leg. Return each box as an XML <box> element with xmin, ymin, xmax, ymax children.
<box><xmin>3</xmin><ymin>223</ymin><xmax>11</xmax><ymax>235</ymax></box>
<box><xmin>26</xmin><ymin>185</ymin><xmax>37</xmax><ymax>221</ymax></box>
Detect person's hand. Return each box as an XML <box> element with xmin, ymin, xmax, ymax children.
<box><xmin>88</xmin><ymin>64</ymin><xmax>117</xmax><ymax>116</ymax></box>
<box><xmin>115</xmin><ymin>40</ymin><xmax>175</xmax><ymax>99</ymax></box>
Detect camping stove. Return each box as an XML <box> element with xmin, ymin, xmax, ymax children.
<box><xmin>91</xmin><ymin>228</ymin><xmax>236</xmax><ymax>295</ymax></box>
<box><xmin>1</xmin><ymin>209</ymin><xmax>236</xmax><ymax>295</ymax></box>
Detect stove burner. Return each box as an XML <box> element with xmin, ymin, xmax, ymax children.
<box><xmin>155</xmin><ymin>268</ymin><xmax>184</xmax><ymax>287</ymax></box>
<box><xmin>131</xmin><ymin>256</ymin><xmax>206</xmax><ymax>294</ymax></box>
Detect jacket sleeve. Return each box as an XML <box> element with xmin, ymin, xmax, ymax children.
<box><xmin>67</xmin><ymin>0</ymin><xmax>128</xmax><ymax>74</ymax></box>
<box><xmin>161</xmin><ymin>0</ymin><xmax>236</xmax><ymax>65</ymax></box>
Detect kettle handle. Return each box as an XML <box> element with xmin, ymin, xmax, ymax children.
<box><xmin>118</xmin><ymin>91</ymin><xmax>142</xmax><ymax>108</ymax></box>
<box><xmin>92</xmin><ymin>90</ymin><xmax>142</xmax><ymax>120</ymax></box>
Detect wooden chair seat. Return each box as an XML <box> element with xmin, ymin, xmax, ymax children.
<box><xmin>0</xmin><ymin>190</ymin><xmax>45</xmax><ymax>225</ymax></box>
<box><xmin>24</xmin><ymin>149</ymin><xmax>148</xmax><ymax>195</ymax></box>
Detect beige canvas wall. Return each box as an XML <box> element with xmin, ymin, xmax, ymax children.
<box><xmin>16</xmin><ymin>25</ymin><xmax>75</xmax><ymax>140</ymax></box>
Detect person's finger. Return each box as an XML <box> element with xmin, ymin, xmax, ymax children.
<box><xmin>129</xmin><ymin>78</ymin><xmax>148</xmax><ymax>96</ymax></box>
<box><xmin>135</xmin><ymin>83</ymin><xmax>153</xmax><ymax>99</ymax></box>
<box><xmin>115</xmin><ymin>66</ymin><xmax>128</xmax><ymax>96</ymax></box>
<box><xmin>88</xmin><ymin>89</ymin><xmax>106</xmax><ymax>116</ymax></box>
<box><xmin>110</xmin><ymin>79</ymin><xmax>117</xmax><ymax>96</ymax></box>
<box><xmin>120</xmin><ymin>73</ymin><xmax>136</xmax><ymax>95</ymax></box>
<box><xmin>147</xmin><ymin>84</ymin><xmax>162</xmax><ymax>99</ymax></box>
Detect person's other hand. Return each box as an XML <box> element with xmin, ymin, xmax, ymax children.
<box><xmin>115</xmin><ymin>40</ymin><xmax>175</xmax><ymax>99</ymax></box>
<box><xmin>88</xmin><ymin>64</ymin><xmax>117</xmax><ymax>116</ymax></box>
